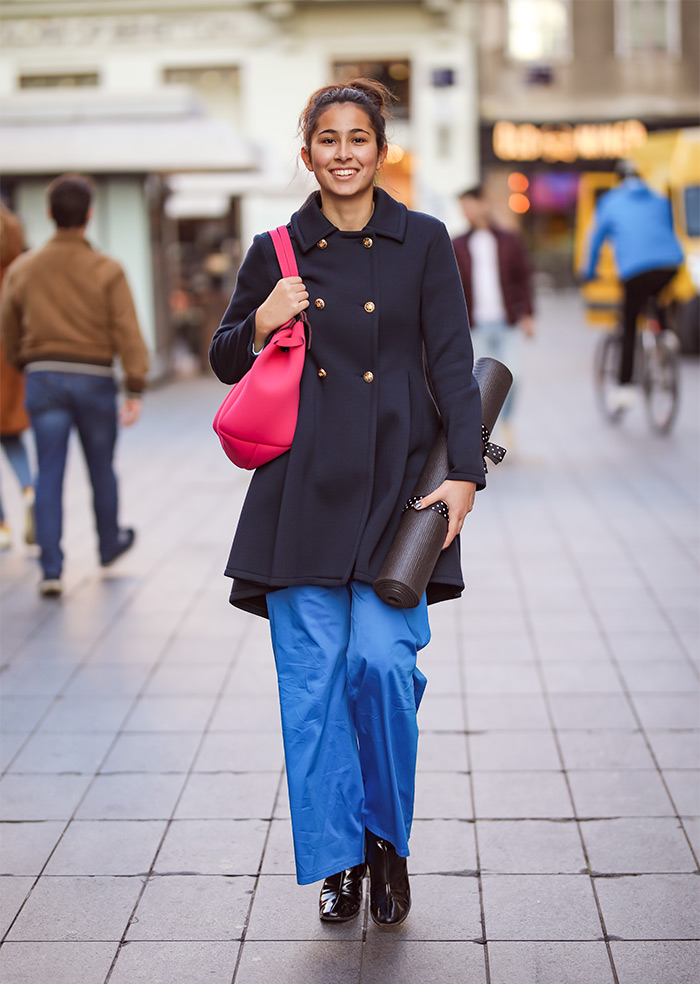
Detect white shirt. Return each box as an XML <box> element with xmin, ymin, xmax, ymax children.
<box><xmin>469</xmin><ymin>229</ymin><xmax>506</xmax><ymax>325</ymax></box>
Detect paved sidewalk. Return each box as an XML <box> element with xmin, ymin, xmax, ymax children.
<box><xmin>0</xmin><ymin>291</ymin><xmax>698</xmax><ymax>984</ymax></box>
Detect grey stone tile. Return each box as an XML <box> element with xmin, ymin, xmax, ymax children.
<box><xmin>75</xmin><ymin>773</ymin><xmax>184</xmax><ymax>820</ymax></box>
<box><xmin>488</xmin><ymin>942</ymin><xmax>615</xmax><ymax>984</ymax></box>
<box><xmin>581</xmin><ymin>817</ymin><xmax>698</xmax><ymax>874</ymax></box>
<box><xmin>0</xmin><ymin>732</ymin><xmax>26</xmax><ymax>770</ymax></box>
<box><xmin>595</xmin><ymin>874</ymin><xmax>700</xmax><ymax>939</ymax></box>
<box><xmin>0</xmin><ymin>774</ymin><xmax>92</xmax><ymax>820</ymax></box>
<box><xmin>374</xmin><ymin>874</ymin><xmax>482</xmax><ymax>941</ymax></box>
<box><xmin>664</xmin><ymin>770</ymin><xmax>700</xmax><ymax>816</ymax></box>
<box><xmin>415</xmin><ymin>660</ymin><xmax>462</xmax><ymax>694</ymax></box>
<box><xmin>224</xmin><ymin>658</ymin><xmax>279</xmax><ymax>696</ymax></box>
<box><xmin>0</xmin><ymin>821</ymin><xmax>65</xmax><ymax>875</ymax></box>
<box><xmin>175</xmin><ymin>772</ymin><xmax>280</xmax><ymax>820</ymax></box>
<box><xmin>363</xmin><ymin>939</ymin><xmax>486</xmax><ymax>983</ymax></box>
<box><xmin>632</xmin><ymin>694</ymin><xmax>700</xmax><ymax>730</ymax></box>
<box><xmin>126</xmin><ymin>874</ymin><xmax>252</xmax><ymax>940</ymax></box>
<box><xmin>37</xmin><ymin>696</ymin><xmax>133</xmax><ymax>734</ymax></box>
<box><xmin>109</xmin><ymin>940</ymin><xmax>240</xmax><ymax>984</ymax></box>
<box><xmin>477</xmin><ymin>820</ymin><xmax>586</xmax><ymax>874</ymax></box>
<box><xmin>156</xmin><ymin>819</ymin><xmax>269</xmax><ymax>876</ymax></box>
<box><xmin>417</xmin><ymin>695</ymin><xmax>465</xmax><ymax>730</ymax></box>
<box><xmin>406</xmin><ymin>819</ymin><xmax>477</xmax><ymax>874</ymax></box>
<box><xmin>234</xmin><ymin>941</ymin><xmax>362</xmax><ymax>984</ymax></box>
<box><xmin>0</xmin><ymin>876</ymin><xmax>34</xmax><ymax>936</ymax></box>
<box><xmin>619</xmin><ymin>661</ymin><xmax>700</xmax><ymax>694</ymax></box>
<box><xmin>0</xmin><ymin>942</ymin><xmax>119</xmax><ymax>984</ymax></box>
<box><xmin>209</xmin><ymin>695</ymin><xmax>281</xmax><ymax>732</ymax></box>
<box><xmin>681</xmin><ymin>816</ymin><xmax>699</xmax><ymax>857</ymax></box>
<box><xmin>557</xmin><ymin>731</ymin><xmax>655</xmax><ymax>771</ymax></box>
<box><xmin>101</xmin><ymin>731</ymin><xmax>201</xmax><ymax>773</ymax></box>
<box><xmin>246</xmin><ymin>875</ymin><xmax>363</xmax><ymax>941</ymax></box>
<box><xmin>416</xmin><ymin>731</ymin><xmax>469</xmax><ymax>772</ymax></box>
<box><xmin>469</xmin><ymin>731</ymin><xmax>560</xmax><ymax>771</ymax></box>
<box><xmin>647</xmin><ymin>730</ymin><xmax>700</xmax><ymax>769</ymax></box>
<box><xmin>413</xmin><ymin>771</ymin><xmax>472</xmax><ymax>819</ymax></box>
<box><xmin>540</xmin><ymin>661</ymin><xmax>622</xmax><ymax>695</ymax></box>
<box><xmin>530</xmin><ymin>610</ymin><xmax>600</xmax><ymax>635</ymax></box>
<box><xmin>8</xmin><ymin>731</ymin><xmax>114</xmax><ymax>774</ymax></box>
<box><xmin>465</xmin><ymin>663</ymin><xmax>542</xmax><ymax>695</ymax></box>
<box><xmin>568</xmin><ymin>770</ymin><xmax>675</xmax><ymax>818</ymax></box>
<box><xmin>472</xmin><ymin>771</ymin><xmax>574</xmax><ymax>819</ymax></box>
<box><xmin>143</xmin><ymin>663</ymin><xmax>229</xmax><ymax>697</ymax></box>
<box><xmin>0</xmin><ymin>696</ymin><xmax>52</xmax><ymax>734</ymax></box>
<box><xmin>62</xmin><ymin>662</ymin><xmax>151</xmax><ymax>697</ymax></box>
<box><xmin>259</xmin><ymin>817</ymin><xmax>295</xmax><ymax>875</ymax></box>
<box><xmin>123</xmin><ymin>696</ymin><xmax>214</xmax><ymax>732</ymax></box>
<box><xmin>466</xmin><ymin>694</ymin><xmax>551</xmax><ymax>730</ymax></box>
<box><xmin>44</xmin><ymin>820</ymin><xmax>167</xmax><ymax>875</ymax></box>
<box><xmin>607</xmin><ymin>632</ymin><xmax>688</xmax><ymax>662</ymax></box>
<box><xmin>610</xmin><ymin>941</ymin><xmax>700</xmax><ymax>984</ymax></box>
<box><xmin>533</xmin><ymin>632</ymin><xmax>609</xmax><ymax>662</ymax></box>
<box><xmin>461</xmin><ymin>634</ymin><xmax>536</xmax><ymax>663</ymax></box>
<box><xmin>6</xmin><ymin>875</ymin><xmax>143</xmax><ymax>941</ymax></box>
<box><xmin>194</xmin><ymin>731</ymin><xmax>284</xmax><ymax>772</ymax></box>
<box><xmin>0</xmin><ymin>662</ymin><xmax>75</xmax><ymax>697</ymax></box>
<box><xmin>481</xmin><ymin>874</ymin><xmax>602</xmax><ymax>940</ymax></box>
<box><xmin>548</xmin><ymin>695</ymin><xmax>638</xmax><ymax>730</ymax></box>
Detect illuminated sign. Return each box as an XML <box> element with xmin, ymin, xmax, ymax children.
<box><xmin>493</xmin><ymin>119</ymin><xmax>648</xmax><ymax>163</ymax></box>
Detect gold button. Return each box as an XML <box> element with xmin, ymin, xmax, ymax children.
<box><xmin>314</xmin><ymin>298</ymin><xmax>325</xmax><ymax>309</ymax></box>
<box><xmin>364</xmin><ymin>301</ymin><xmax>375</xmax><ymax>313</ymax></box>
<box><xmin>363</xmin><ymin>237</ymin><xmax>373</xmax><ymax>248</ymax></box>
<box><xmin>363</xmin><ymin>371</ymin><xmax>374</xmax><ymax>383</ymax></box>
<box><xmin>317</xmin><ymin>239</ymin><xmax>328</xmax><ymax>249</ymax></box>
<box><xmin>318</xmin><ymin>368</ymin><xmax>327</xmax><ymax>378</ymax></box>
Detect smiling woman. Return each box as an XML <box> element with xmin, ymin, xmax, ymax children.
<box><xmin>209</xmin><ymin>78</ymin><xmax>485</xmax><ymax>933</ymax></box>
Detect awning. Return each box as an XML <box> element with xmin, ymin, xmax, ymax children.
<box><xmin>0</xmin><ymin>87</ymin><xmax>259</xmax><ymax>175</ymax></box>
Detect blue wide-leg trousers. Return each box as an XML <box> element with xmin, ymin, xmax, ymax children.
<box><xmin>267</xmin><ymin>581</ymin><xmax>430</xmax><ymax>885</ymax></box>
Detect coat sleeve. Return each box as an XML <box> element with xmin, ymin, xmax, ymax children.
<box><xmin>582</xmin><ymin>198</ymin><xmax>610</xmax><ymax>280</ymax></box>
<box><xmin>0</xmin><ymin>261</ymin><xmax>24</xmax><ymax>368</ymax></box>
<box><xmin>509</xmin><ymin>233</ymin><xmax>535</xmax><ymax>319</ymax></box>
<box><xmin>209</xmin><ymin>233</ymin><xmax>280</xmax><ymax>385</ymax></box>
<box><xmin>420</xmin><ymin>222</ymin><xmax>486</xmax><ymax>489</ymax></box>
<box><xmin>105</xmin><ymin>262</ymin><xmax>150</xmax><ymax>394</ymax></box>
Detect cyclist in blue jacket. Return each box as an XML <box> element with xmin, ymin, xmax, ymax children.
<box><xmin>582</xmin><ymin>162</ymin><xmax>683</xmax><ymax>409</ymax></box>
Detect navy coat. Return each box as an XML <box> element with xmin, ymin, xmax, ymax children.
<box><xmin>209</xmin><ymin>189</ymin><xmax>485</xmax><ymax>618</ymax></box>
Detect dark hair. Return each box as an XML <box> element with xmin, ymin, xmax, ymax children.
<box><xmin>299</xmin><ymin>78</ymin><xmax>395</xmax><ymax>153</ymax></box>
<box><xmin>47</xmin><ymin>174</ymin><xmax>93</xmax><ymax>228</ymax></box>
<box><xmin>459</xmin><ymin>184</ymin><xmax>484</xmax><ymax>200</ymax></box>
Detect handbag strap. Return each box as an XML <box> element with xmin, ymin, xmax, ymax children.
<box><xmin>269</xmin><ymin>225</ymin><xmax>298</xmax><ymax>279</ymax></box>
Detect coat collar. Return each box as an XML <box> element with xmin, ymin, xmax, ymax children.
<box><xmin>290</xmin><ymin>187</ymin><xmax>408</xmax><ymax>253</ymax></box>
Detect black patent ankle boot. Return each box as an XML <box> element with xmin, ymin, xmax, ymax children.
<box><xmin>318</xmin><ymin>863</ymin><xmax>366</xmax><ymax>922</ymax></box>
<box><xmin>366</xmin><ymin>830</ymin><xmax>411</xmax><ymax>927</ymax></box>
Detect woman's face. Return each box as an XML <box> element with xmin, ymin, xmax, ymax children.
<box><xmin>302</xmin><ymin>103</ymin><xmax>387</xmax><ymax>203</ymax></box>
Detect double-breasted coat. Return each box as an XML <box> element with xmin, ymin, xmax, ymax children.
<box><xmin>209</xmin><ymin>189</ymin><xmax>485</xmax><ymax>618</ymax></box>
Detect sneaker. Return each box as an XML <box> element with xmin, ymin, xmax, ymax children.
<box><xmin>101</xmin><ymin>528</ymin><xmax>136</xmax><ymax>567</ymax></box>
<box><xmin>0</xmin><ymin>523</ymin><xmax>10</xmax><ymax>550</ymax></box>
<box><xmin>39</xmin><ymin>578</ymin><xmax>62</xmax><ymax>597</ymax></box>
<box><xmin>608</xmin><ymin>384</ymin><xmax>636</xmax><ymax>412</ymax></box>
<box><xmin>23</xmin><ymin>487</ymin><xmax>36</xmax><ymax>546</ymax></box>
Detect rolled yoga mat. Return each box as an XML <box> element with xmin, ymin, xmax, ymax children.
<box><xmin>374</xmin><ymin>357</ymin><xmax>513</xmax><ymax>608</ymax></box>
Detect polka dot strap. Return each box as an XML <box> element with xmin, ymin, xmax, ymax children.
<box><xmin>482</xmin><ymin>424</ymin><xmax>507</xmax><ymax>473</ymax></box>
<box><xmin>403</xmin><ymin>495</ymin><xmax>449</xmax><ymax>523</ymax></box>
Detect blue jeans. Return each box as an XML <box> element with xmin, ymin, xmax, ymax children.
<box><xmin>0</xmin><ymin>435</ymin><xmax>33</xmax><ymax>522</ymax></box>
<box><xmin>267</xmin><ymin>582</ymin><xmax>430</xmax><ymax>885</ymax></box>
<box><xmin>25</xmin><ymin>371</ymin><xmax>120</xmax><ymax>578</ymax></box>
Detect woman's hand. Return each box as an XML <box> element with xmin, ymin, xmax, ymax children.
<box><xmin>414</xmin><ymin>479</ymin><xmax>477</xmax><ymax>549</ymax></box>
<box><xmin>254</xmin><ymin>277</ymin><xmax>309</xmax><ymax>350</ymax></box>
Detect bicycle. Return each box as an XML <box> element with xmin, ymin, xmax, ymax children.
<box><xmin>593</xmin><ymin>303</ymin><xmax>680</xmax><ymax>434</ymax></box>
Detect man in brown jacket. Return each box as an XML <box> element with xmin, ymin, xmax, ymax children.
<box><xmin>0</xmin><ymin>174</ymin><xmax>149</xmax><ymax>596</ymax></box>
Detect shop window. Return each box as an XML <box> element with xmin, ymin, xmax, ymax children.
<box><xmin>332</xmin><ymin>60</ymin><xmax>411</xmax><ymax>119</ymax></box>
<box><xmin>506</xmin><ymin>0</ymin><xmax>572</xmax><ymax>62</ymax></box>
<box><xmin>615</xmin><ymin>0</ymin><xmax>681</xmax><ymax>56</ymax></box>
<box><xmin>19</xmin><ymin>73</ymin><xmax>98</xmax><ymax>88</ymax></box>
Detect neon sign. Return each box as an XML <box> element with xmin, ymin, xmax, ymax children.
<box><xmin>493</xmin><ymin>119</ymin><xmax>648</xmax><ymax>163</ymax></box>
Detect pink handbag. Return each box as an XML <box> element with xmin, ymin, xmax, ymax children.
<box><xmin>213</xmin><ymin>226</ymin><xmax>308</xmax><ymax>469</ymax></box>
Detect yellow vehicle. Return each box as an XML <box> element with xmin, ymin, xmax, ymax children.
<box><xmin>575</xmin><ymin>128</ymin><xmax>700</xmax><ymax>351</ymax></box>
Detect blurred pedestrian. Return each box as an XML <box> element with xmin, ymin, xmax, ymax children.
<box><xmin>0</xmin><ymin>174</ymin><xmax>149</xmax><ymax>596</ymax></box>
<box><xmin>581</xmin><ymin>161</ymin><xmax>683</xmax><ymax>411</ymax></box>
<box><xmin>452</xmin><ymin>184</ymin><xmax>535</xmax><ymax>447</ymax></box>
<box><xmin>0</xmin><ymin>202</ymin><xmax>35</xmax><ymax>550</ymax></box>
<box><xmin>210</xmin><ymin>80</ymin><xmax>484</xmax><ymax>928</ymax></box>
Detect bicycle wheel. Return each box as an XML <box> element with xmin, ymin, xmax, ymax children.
<box><xmin>594</xmin><ymin>331</ymin><xmax>625</xmax><ymax>423</ymax></box>
<box><xmin>643</xmin><ymin>333</ymin><xmax>679</xmax><ymax>434</ymax></box>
